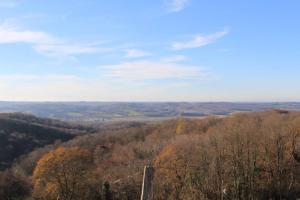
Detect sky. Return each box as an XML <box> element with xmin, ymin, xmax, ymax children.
<box><xmin>0</xmin><ymin>0</ymin><xmax>300</xmax><ymax>102</ymax></box>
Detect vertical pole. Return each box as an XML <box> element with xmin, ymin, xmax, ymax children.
<box><xmin>141</xmin><ymin>165</ymin><xmax>154</xmax><ymax>200</ymax></box>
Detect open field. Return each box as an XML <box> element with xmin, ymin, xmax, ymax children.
<box><xmin>1</xmin><ymin>102</ymin><xmax>300</xmax><ymax>122</ymax></box>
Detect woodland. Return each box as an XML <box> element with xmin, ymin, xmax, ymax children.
<box><xmin>0</xmin><ymin>110</ymin><xmax>299</xmax><ymax>199</ymax></box>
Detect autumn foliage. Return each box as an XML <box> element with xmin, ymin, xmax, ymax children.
<box><xmin>3</xmin><ymin>110</ymin><xmax>300</xmax><ymax>199</ymax></box>
<box><xmin>152</xmin><ymin>112</ymin><xmax>300</xmax><ymax>199</ymax></box>
<box><xmin>33</xmin><ymin>147</ymin><xmax>94</xmax><ymax>200</ymax></box>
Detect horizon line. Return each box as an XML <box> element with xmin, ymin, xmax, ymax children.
<box><xmin>0</xmin><ymin>101</ymin><xmax>300</xmax><ymax>104</ymax></box>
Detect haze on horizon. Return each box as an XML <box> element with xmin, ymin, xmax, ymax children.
<box><xmin>0</xmin><ymin>0</ymin><xmax>300</xmax><ymax>102</ymax></box>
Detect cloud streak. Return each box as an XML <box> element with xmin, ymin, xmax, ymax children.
<box><xmin>172</xmin><ymin>28</ymin><xmax>229</xmax><ymax>50</ymax></box>
<box><xmin>103</xmin><ymin>60</ymin><xmax>208</xmax><ymax>81</ymax></box>
<box><xmin>0</xmin><ymin>73</ymin><xmax>205</xmax><ymax>101</ymax></box>
<box><xmin>0</xmin><ymin>0</ymin><xmax>19</xmax><ymax>8</ymax></box>
<box><xmin>0</xmin><ymin>23</ymin><xmax>55</xmax><ymax>44</ymax></box>
<box><xmin>125</xmin><ymin>49</ymin><xmax>151</xmax><ymax>58</ymax></box>
<box><xmin>167</xmin><ymin>0</ymin><xmax>190</xmax><ymax>12</ymax></box>
<box><xmin>34</xmin><ymin>44</ymin><xmax>100</xmax><ymax>57</ymax></box>
<box><xmin>0</xmin><ymin>74</ymin><xmax>112</xmax><ymax>101</ymax></box>
<box><xmin>0</xmin><ymin>22</ymin><xmax>101</xmax><ymax>57</ymax></box>
<box><xmin>161</xmin><ymin>55</ymin><xmax>187</xmax><ymax>62</ymax></box>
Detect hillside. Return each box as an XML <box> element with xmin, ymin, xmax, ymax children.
<box><xmin>0</xmin><ymin>113</ymin><xmax>93</xmax><ymax>169</ymax></box>
<box><xmin>11</xmin><ymin>110</ymin><xmax>300</xmax><ymax>200</ymax></box>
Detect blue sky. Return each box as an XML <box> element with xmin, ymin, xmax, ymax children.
<box><xmin>0</xmin><ymin>0</ymin><xmax>300</xmax><ymax>101</ymax></box>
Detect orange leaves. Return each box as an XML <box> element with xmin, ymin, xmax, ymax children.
<box><xmin>176</xmin><ymin>118</ymin><xmax>187</xmax><ymax>135</ymax></box>
<box><xmin>33</xmin><ymin>147</ymin><xmax>93</xmax><ymax>200</ymax></box>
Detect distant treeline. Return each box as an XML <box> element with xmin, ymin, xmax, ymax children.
<box><xmin>1</xmin><ymin>102</ymin><xmax>300</xmax><ymax>122</ymax></box>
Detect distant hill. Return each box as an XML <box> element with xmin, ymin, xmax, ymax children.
<box><xmin>0</xmin><ymin>113</ymin><xmax>92</xmax><ymax>169</ymax></box>
<box><xmin>1</xmin><ymin>101</ymin><xmax>300</xmax><ymax>122</ymax></box>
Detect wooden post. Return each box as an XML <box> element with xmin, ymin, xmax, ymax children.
<box><xmin>141</xmin><ymin>165</ymin><xmax>154</xmax><ymax>200</ymax></box>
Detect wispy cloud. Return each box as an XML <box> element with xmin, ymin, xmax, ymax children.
<box><xmin>172</xmin><ymin>28</ymin><xmax>229</xmax><ymax>50</ymax></box>
<box><xmin>103</xmin><ymin>60</ymin><xmax>208</xmax><ymax>81</ymax></box>
<box><xmin>0</xmin><ymin>0</ymin><xmax>19</xmax><ymax>8</ymax></box>
<box><xmin>166</xmin><ymin>0</ymin><xmax>190</xmax><ymax>13</ymax></box>
<box><xmin>0</xmin><ymin>74</ymin><xmax>81</xmax><ymax>83</ymax></box>
<box><xmin>0</xmin><ymin>73</ymin><xmax>209</xmax><ymax>101</ymax></box>
<box><xmin>161</xmin><ymin>55</ymin><xmax>187</xmax><ymax>62</ymax></box>
<box><xmin>0</xmin><ymin>74</ymin><xmax>111</xmax><ymax>101</ymax></box>
<box><xmin>0</xmin><ymin>22</ymin><xmax>102</xmax><ymax>57</ymax></box>
<box><xmin>34</xmin><ymin>44</ymin><xmax>101</xmax><ymax>57</ymax></box>
<box><xmin>125</xmin><ymin>49</ymin><xmax>151</xmax><ymax>58</ymax></box>
<box><xmin>0</xmin><ymin>23</ymin><xmax>55</xmax><ymax>44</ymax></box>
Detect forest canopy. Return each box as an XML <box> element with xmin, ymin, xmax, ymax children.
<box><xmin>1</xmin><ymin>110</ymin><xmax>300</xmax><ymax>199</ymax></box>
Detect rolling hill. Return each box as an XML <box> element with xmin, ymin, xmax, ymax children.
<box><xmin>0</xmin><ymin>113</ymin><xmax>93</xmax><ymax>169</ymax></box>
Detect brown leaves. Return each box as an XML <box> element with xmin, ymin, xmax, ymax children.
<box><xmin>33</xmin><ymin>147</ymin><xmax>93</xmax><ymax>200</ymax></box>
